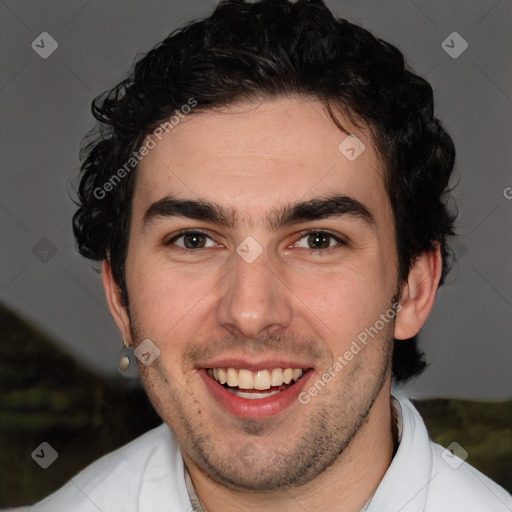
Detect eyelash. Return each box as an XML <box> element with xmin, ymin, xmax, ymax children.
<box><xmin>166</xmin><ymin>229</ymin><xmax>347</xmax><ymax>254</ymax></box>
<box><xmin>165</xmin><ymin>229</ymin><xmax>214</xmax><ymax>251</ymax></box>
<box><xmin>295</xmin><ymin>229</ymin><xmax>347</xmax><ymax>254</ymax></box>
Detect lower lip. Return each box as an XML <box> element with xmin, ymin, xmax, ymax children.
<box><xmin>198</xmin><ymin>369</ymin><xmax>313</xmax><ymax>419</ymax></box>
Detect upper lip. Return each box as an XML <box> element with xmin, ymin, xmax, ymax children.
<box><xmin>195</xmin><ymin>358</ymin><xmax>314</xmax><ymax>371</ymax></box>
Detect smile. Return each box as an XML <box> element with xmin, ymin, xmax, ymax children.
<box><xmin>200</xmin><ymin>365</ymin><xmax>312</xmax><ymax>419</ymax></box>
<box><xmin>206</xmin><ymin>367</ymin><xmax>304</xmax><ymax>399</ymax></box>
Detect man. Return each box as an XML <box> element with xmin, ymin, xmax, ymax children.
<box><xmin>13</xmin><ymin>0</ymin><xmax>511</xmax><ymax>510</ymax></box>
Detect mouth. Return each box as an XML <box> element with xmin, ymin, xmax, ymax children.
<box><xmin>206</xmin><ymin>367</ymin><xmax>305</xmax><ymax>399</ymax></box>
<box><xmin>199</xmin><ymin>364</ymin><xmax>313</xmax><ymax>419</ymax></box>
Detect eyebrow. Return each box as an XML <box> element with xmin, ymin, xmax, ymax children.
<box><xmin>141</xmin><ymin>194</ymin><xmax>375</xmax><ymax>231</ymax></box>
<box><xmin>271</xmin><ymin>195</ymin><xmax>375</xmax><ymax>230</ymax></box>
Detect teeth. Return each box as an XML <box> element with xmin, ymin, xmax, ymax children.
<box><xmin>270</xmin><ymin>368</ymin><xmax>283</xmax><ymax>386</ymax></box>
<box><xmin>238</xmin><ymin>369</ymin><xmax>254</xmax><ymax>389</ymax></box>
<box><xmin>283</xmin><ymin>368</ymin><xmax>293</xmax><ymax>384</ymax></box>
<box><xmin>226</xmin><ymin>388</ymin><xmax>281</xmax><ymax>399</ymax></box>
<box><xmin>227</xmin><ymin>368</ymin><xmax>238</xmax><ymax>387</ymax></box>
<box><xmin>208</xmin><ymin>367</ymin><xmax>304</xmax><ymax>390</ymax></box>
<box><xmin>292</xmin><ymin>368</ymin><xmax>302</xmax><ymax>381</ymax></box>
<box><xmin>254</xmin><ymin>370</ymin><xmax>271</xmax><ymax>390</ymax></box>
<box><xmin>218</xmin><ymin>368</ymin><xmax>227</xmax><ymax>384</ymax></box>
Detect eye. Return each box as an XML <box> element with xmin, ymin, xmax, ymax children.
<box><xmin>294</xmin><ymin>231</ymin><xmax>345</xmax><ymax>251</ymax></box>
<box><xmin>167</xmin><ymin>230</ymin><xmax>217</xmax><ymax>249</ymax></box>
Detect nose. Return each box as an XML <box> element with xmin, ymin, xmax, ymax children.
<box><xmin>216</xmin><ymin>251</ymin><xmax>293</xmax><ymax>339</ymax></box>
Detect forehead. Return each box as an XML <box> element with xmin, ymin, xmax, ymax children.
<box><xmin>134</xmin><ymin>98</ymin><xmax>388</xmax><ymax>224</ymax></box>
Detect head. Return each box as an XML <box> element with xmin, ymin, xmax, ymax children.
<box><xmin>73</xmin><ymin>0</ymin><xmax>455</xmax><ymax>492</ymax></box>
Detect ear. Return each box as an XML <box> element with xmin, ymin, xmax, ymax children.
<box><xmin>101</xmin><ymin>259</ymin><xmax>132</xmax><ymax>345</ymax></box>
<box><xmin>394</xmin><ymin>244</ymin><xmax>443</xmax><ymax>340</ymax></box>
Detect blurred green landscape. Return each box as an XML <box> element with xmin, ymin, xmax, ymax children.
<box><xmin>1</xmin><ymin>303</ymin><xmax>510</xmax><ymax>507</ymax></box>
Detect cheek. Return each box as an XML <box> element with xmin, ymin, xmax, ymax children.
<box><xmin>126</xmin><ymin>255</ymin><xmax>221</xmax><ymax>341</ymax></box>
<box><xmin>291</xmin><ymin>260</ymin><xmax>395</xmax><ymax>347</ymax></box>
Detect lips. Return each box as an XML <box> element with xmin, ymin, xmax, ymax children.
<box><xmin>198</xmin><ymin>363</ymin><xmax>313</xmax><ymax>419</ymax></box>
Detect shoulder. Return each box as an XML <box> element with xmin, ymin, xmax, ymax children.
<box><xmin>392</xmin><ymin>396</ymin><xmax>512</xmax><ymax>512</ymax></box>
<box><xmin>6</xmin><ymin>424</ymin><xmax>192</xmax><ymax>512</ymax></box>
<box><xmin>426</xmin><ymin>440</ymin><xmax>512</xmax><ymax>511</ymax></box>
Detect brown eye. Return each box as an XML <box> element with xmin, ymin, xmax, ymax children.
<box><xmin>294</xmin><ymin>231</ymin><xmax>345</xmax><ymax>251</ymax></box>
<box><xmin>168</xmin><ymin>231</ymin><xmax>216</xmax><ymax>249</ymax></box>
<box><xmin>182</xmin><ymin>233</ymin><xmax>207</xmax><ymax>248</ymax></box>
<box><xmin>307</xmin><ymin>232</ymin><xmax>331</xmax><ymax>250</ymax></box>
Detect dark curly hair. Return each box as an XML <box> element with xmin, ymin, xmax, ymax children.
<box><xmin>73</xmin><ymin>0</ymin><xmax>456</xmax><ymax>382</ymax></box>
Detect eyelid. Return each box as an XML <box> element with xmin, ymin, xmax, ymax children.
<box><xmin>164</xmin><ymin>228</ymin><xmax>347</xmax><ymax>252</ymax></box>
<box><xmin>166</xmin><ymin>228</ymin><xmax>216</xmax><ymax>246</ymax></box>
<box><xmin>290</xmin><ymin>228</ymin><xmax>348</xmax><ymax>253</ymax></box>
<box><xmin>294</xmin><ymin>228</ymin><xmax>347</xmax><ymax>245</ymax></box>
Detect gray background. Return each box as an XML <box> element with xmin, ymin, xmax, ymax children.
<box><xmin>1</xmin><ymin>0</ymin><xmax>511</xmax><ymax>400</ymax></box>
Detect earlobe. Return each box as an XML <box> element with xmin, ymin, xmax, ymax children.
<box><xmin>101</xmin><ymin>259</ymin><xmax>132</xmax><ymax>345</ymax></box>
<box><xmin>394</xmin><ymin>244</ymin><xmax>443</xmax><ymax>340</ymax></box>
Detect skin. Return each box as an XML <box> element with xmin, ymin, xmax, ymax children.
<box><xmin>103</xmin><ymin>97</ymin><xmax>442</xmax><ymax>512</ymax></box>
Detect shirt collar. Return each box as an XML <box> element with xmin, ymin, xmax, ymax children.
<box><xmin>367</xmin><ymin>394</ymin><xmax>432</xmax><ymax>511</ymax></box>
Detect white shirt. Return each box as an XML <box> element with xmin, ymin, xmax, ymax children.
<box><xmin>7</xmin><ymin>395</ymin><xmax>512</xmax><ymax>512</ymax></box>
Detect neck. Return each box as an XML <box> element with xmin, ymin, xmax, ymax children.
<box><xmin>184</xmin><ymin>384</ymin><xmax>395</xmax><ymax>512</ymax></box>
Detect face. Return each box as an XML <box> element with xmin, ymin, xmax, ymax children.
<box><xmin>121</xmin><ymin>98</ymin><xmax>400</xmax><ymax>490</ymax></box>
